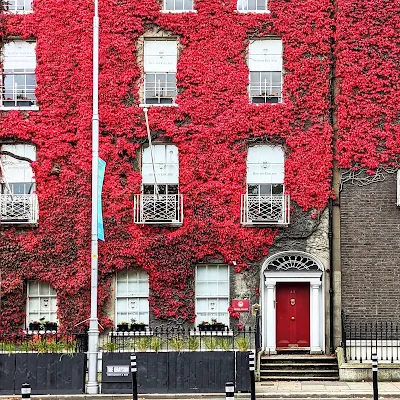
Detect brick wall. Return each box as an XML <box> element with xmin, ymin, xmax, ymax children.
<box><xmin>341</xmin><ymin>171</ymin><xmax>400</xmax><ymax>322</ymax></box>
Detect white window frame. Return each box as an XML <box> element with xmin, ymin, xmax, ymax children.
<box><xmin>248</xmin><ymin>39</ymin><xmax>283</xmax><ymax>104</ymax></box>
<box><xmin>236</xmin><ymin>0</ymin><xmax>269</xmax><ymax>13</ymax></box>
<box><xmin>26</xmin><ymin>281</ymin><xmax>57</xmax><ymax>325</ymax></box>
<box><xmin>141</xmin><ymin>39</ymin><xmax>178</xmax><ymax>107</ymax></box>
<box><xmin>1</xmin><ymin>41</ymin><xmax>38</xmax><ymax>111</ymax></box>
<box><xmin>3</xmin><ymin>0</ymin><xmax>32</xmax><ymax>14</ymax></box>
<box><xmin>195</xmin><ymin>264</ymin><xmax>230</xmax><ymax>327</ymax></box>
<box><xmin>115</xmin><ymin>270</ymin><xmax>150</xmax><ymax>325</ymax></box>
<box><xmin>162</xmin><ymin>0</ymin><xmax>195</xmax><ymax>13</ymax></box>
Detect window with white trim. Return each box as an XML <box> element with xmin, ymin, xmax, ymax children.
<box><xmin>0</xmin><ymin>144</ymin><xmax>38</xmax><ymax>224</ymax></box>
<box><xmin>134</xmin><ymin>143</ymin><xmax>182</xmax><ymax>224</ymax></box>
<box><xmin>242</xmin><ymin>145</ymin><xmax>289</xmax><ymax>225</ymax></box>
<box><xmin>4</xmin><ymin>0</ymin><xmax>32</xmax><ymax>13</ymax></box>
<box><xmin>249</xmin><ymin>39</ymin><xmax>282</xmax><ymax>103</ymax></box>
<box><xmin>116</xmin><ymin>269</ymin><xmax>149</xmax><ymax>324</ymax></box>
<box><xmin>237</xmin><ymin>0</ymin><xmax>267</xmax><ymax>12</ymax></box>
<box><xmin>0</xmin><ymin>144</ymin><xmax>36</xmax><ymax>195</ymax></box>
<box><xmin>27</xmin><ymin>281</ymin><xmax>57</xmax><ymax>324</ymax></box>
<box><xmin>143</xmin><ymin>40</ymin><xmax>177</xmax><ymax>105</ymax></box>
<box><xmin>1</xmin><ymin>41</ymin><xmax>37</xmax><ymax>108</ymax></box>
<box><xmin>195</xmin><ymin>264</ymin><xmax>229</xmax><ymax>326</ymax></box>
<box><xmin>164</xmin><ymin>0</ymin><xmax>194</xmax><ymax>12</ymax></box>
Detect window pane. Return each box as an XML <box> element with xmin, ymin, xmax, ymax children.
<box><xmin>272</xmin><ymin>184</ymin><xmax>283</xmax><ymax>194</ymax></box>
<box><xmin>260</xmin><ymin>184</ymin><xmax>272</xmax><ymax>195</ymax></box>
<box><xmin>183</xmin><ymin>0</ymin><xmax>192</xmax><ymax>9</ymax></box>
<box><xmin>165</xmin><ymin>0</ymin><xmax>174</xmax><ymax>9</ymax></box>
<box><xmin>117</xmin><ymin>280</ymin><xmax>128</xmax><ymax>296</ymax></box>
<box><xmin>218</xmin><ymin>282</ymin><xmax>229</xmax><ymax>296</ymax></box>
<box><xmin>175</xmin><ymin>0</ymin><xmax>183</xmax><ymax>9</ymax></box>
<box><xmin>196</xmin><ymin>282</ymin><xmax>208</xmax><ymax>295</ymax></box>
<box><xmin>248</xmin><ymin>0</ymin><xmax>256</xmax><ymax>9</ymax></box>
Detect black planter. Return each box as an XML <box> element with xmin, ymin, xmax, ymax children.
<box><xmin>130</xmin><ymin>324</ymin><xmax>147</xmax><ymax>332</ymax></box>
<box><xmin>117</xmin><ymin>324</ymin><xmax>130</xmax><ymax>332</ymax></box>
<box><xmin>29</xmin><ymin>323</ymin><xmax>41</xmax><ymax>331</ymax></box>
<box><xmin>198</xmin><ymin>324</ymin><xmax>226</xmax><ymax>332</ymax></box>
<box><xmin>44</xmin><ymin>322</ymin><xmax>57</xmax><ymax>331</ymax></box>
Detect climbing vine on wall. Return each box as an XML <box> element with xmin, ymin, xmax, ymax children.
<box><xmin>0</xmin><ymin>0</ymin><xmax>334</xmax><ymax>331</ymax></box>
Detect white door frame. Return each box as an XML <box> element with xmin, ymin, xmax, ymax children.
<box><xmin>260</xmin><ymin>251</ymin><xmax>325</xmax><ymax>354</ymax></box>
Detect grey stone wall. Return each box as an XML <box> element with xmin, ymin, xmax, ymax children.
<box><xmin>340</xmin><ymin>170</ymin><xmax>400</xmax><ymax>322</ymax></box>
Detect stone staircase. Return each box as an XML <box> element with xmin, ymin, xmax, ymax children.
<box><xmin>259</xmin><ymin>353</ymin><xmax>339</xmax><ymax>381</ymax></box>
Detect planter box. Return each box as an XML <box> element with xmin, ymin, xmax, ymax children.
<box><xmin>198</xmin><ymin>324</ymin><xmax>226</xmax><ymax>332</ymax></box>
<box><xmin>44</xmin><ymin>323</ymin><xmax>57</xmax><ymax>331</ymax></box>
<box><xmin>117</xmin><ymin>324</ymin><xmax>130</xmax><ymax>332</ymax></box>
<box><xmin>28</xmin><ymin>323</ymin><xmax>41</xmax><ymax>331</ymax></box>
<box><xmin>130</xmin><ymin>324</ymin><xmax>147</xmax><ymax>332</ymax></box>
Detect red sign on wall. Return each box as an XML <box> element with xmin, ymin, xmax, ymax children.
<box><xmin>231</xmin><ymin>299</ymin><xmax>250</xmax><ymax>312</ymax></box>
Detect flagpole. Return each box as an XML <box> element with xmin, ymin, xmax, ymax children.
<box><xmin>87</xmin><ymin>0</ymin><xmax>99</xmax><ymax>392</ymax></box>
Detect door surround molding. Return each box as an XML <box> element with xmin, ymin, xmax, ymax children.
<box><xmin>260</xmin><ymin>251</ymin><xmax>325</xmax><ymax>354</ymax></box>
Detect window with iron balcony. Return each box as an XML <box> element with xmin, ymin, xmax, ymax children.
<box><xmin>133</xmin><ymin>144</ymin><xmax>183</xmax><ymax>225</ymax></box>
<box><xmin>163</xmin><ymin>0</ymin><xmax>194</xmax><ymax>12</ymax></box>
<box><xmin>0</xmin><ymin>143</ymin><xmax>38</xmax><ymax>225</ymax></box>
<box><xmin>1</xmin><ymin>41</ymin><xmax>38</xmax><ymax>110</ymax></box>
<box><xmin>248</xmin><ymin>39</ymin><xmax>282</xmax><ymax>104</ymax></box>
<box><xmin>241</xmin><ymin>145</ymin><xmax>290</xmax><ymax>226</ymax></box>
<box><xmin>142</xmin><ymin>39</ymin><xmax>177</xmax><ymax>106</ymax></box>
<box><xmin>237</xmin><ymin>0</ymin><xmax>268</xmax><ymax>13</ymax></box>
<box><xmin>4</xmin><ymin>0</ymin><xmax>32</xmax><ymax>14</ymax></box>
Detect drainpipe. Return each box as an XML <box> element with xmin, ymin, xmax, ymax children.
<box><xmin>328</xmin><ymin>198</ymin><xmax>334</xmax><ymax>354</ymax></box>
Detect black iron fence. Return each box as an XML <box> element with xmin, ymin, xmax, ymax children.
<box><xmin>342</xmin><ymin>318</ymin><xmax>400</xmax><ymax>363</ymax></box>
<box><xmin>0</xmin><ymin>331</ymin><xmax>88</xmax><ymax>353</ymax></box>
<box><xmin>101</xmin><ymin>326</ymin><xmax>256</xmax><ymax>352</ymax></box>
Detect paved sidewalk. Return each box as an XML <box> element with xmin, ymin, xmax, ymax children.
<box><xmin>254</xmin><ymin>380</ymin><xmax>400</xmax><ymax>398</ymax></box>
<box><xmin>2</xmin><ymin>381</ymin><xmax>400</xmax><ymax>399</ymax></box>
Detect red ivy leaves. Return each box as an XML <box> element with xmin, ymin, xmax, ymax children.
<box><xmin>0</xmin><ymin>0</ymin><xmax>334</xmax><ymax>330</ymax></box>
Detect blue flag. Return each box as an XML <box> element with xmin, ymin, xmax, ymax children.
<box><xmin>97</xmin><ymin>158</ymin><xmax>106</xmax><ymax>241</ymax></box>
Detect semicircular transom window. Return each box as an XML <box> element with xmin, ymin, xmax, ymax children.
<box><xmin>265</xmin><ymin>253</ymin><xmax>322</xmax><ymax>271</ymax></box>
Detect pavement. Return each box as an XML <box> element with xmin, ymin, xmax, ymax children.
<box><xmin>2</xmin><ymin>381</ymin><xmax>400</xmax><ymax>399</ymax></box>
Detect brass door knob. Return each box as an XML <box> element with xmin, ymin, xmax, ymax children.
<box><xmin>291</xmin><ymin>316</ymin><xmax>295</xmax><ymax>320</ymax></box>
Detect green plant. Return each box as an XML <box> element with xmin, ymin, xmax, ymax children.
<box><xmin>169</xmin><ymin>337</ymin><xmax>184</xmax><ymax>352</ymax></box>
<box><xmin>103</xmin><ymin>341</ymin><xmax>118</xmax><ymax>352</ymax></box>
<box><xmin>150</xmin><ymin>337</ymin><xmax>163</xmax><ymax>352</ymax></box>
<box><xmin>216</xmin><ymin>337</ymin><xmax>232</xmax><ymax>351</ymax></box>
<box><xmin>135</xmin><ymin>337</ymin><xmax>151</xmax><ymax>351</ymax></box>
<box><xmin>204</xmin><ymin>337</ymin><xmax>218</xmax><ymax>351</ymax></box>
<box><xmin>235</xmin><ymin>337</ymin><xmax>249</xmax><ymax>352</ymax></box>
<box><xmin>187</xmin><ymin>337</ymin><xmax>199</xmax><ymax>351</ymax></box>
<box><xmin>0</xmin><ymin>342</ymin><xmax>16</xmax><ymax>353</ymax></box>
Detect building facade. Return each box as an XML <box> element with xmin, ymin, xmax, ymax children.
<box><xmin>0</xmin><ymin>0</ymin><xmax>398</xmax><ymax>355</ymax></box>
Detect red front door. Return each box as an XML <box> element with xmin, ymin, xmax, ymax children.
<box><xmin>276</xmin><ymin>282</ymin><xmax>310</xmax><ymax>348</ymax></box>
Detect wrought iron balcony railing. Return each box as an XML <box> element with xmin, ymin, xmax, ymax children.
<box><xmin>0</xmin><ymin>193</ymin><xmax>39</xmax><ymax>224</ymax></box>
<box><xmin>241</xmin><ymin>193</ymin><xmax>290</xmax><ymax>226</ymax></box>
<box><xmin>133</xmin><ymin>193</ymin><xmax>183</xmax><ymax>225</ymax></box>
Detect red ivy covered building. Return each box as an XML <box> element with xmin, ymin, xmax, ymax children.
<box><xmin>0</xmin><ymin>0</ymin><xmax>398</xmax><ymax>355</ymax></box>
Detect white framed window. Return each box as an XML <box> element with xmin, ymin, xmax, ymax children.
<box><xmin>0</xmin><ymin>144</ymin><xmax>38</xmax><ymax>224</ymax></box>
<box><xmin>143</xmin><ymin>40</ymin><xmax>177</xmax><ymax>105</ymax></box>
<box><xmin>195</xmin><ymin>264</ymin><xmax>229</xmax><ymax>326</ymax></box>
<box><xmin>1</xmin><ymin>41</ymin><xmax>37</xmax><ymax>109</ymax></box>
<box><xmin>4</xmin><ymin>0</ymin><xmax>32</xmax><ymax>13</ymax></box>
<box><xmin>237</xmin><ymin>0</ymin><xmax>267</xmax><ymax>12</ymax></box>
<box><xmin>248</xmin><ymin>39</ymin><xmax>282</xmax><ymax>104</ymax></box>
<box><xmin>134</xmin><ymin>143</ymin><xmax>183</xmax><ymax>225</ymax></box>
<box><xmin>241</xmin><ymin>145</ymin><xmax>289</xmax><ymax>225</ymax></box>
<box><xmin>116</xmin><ymin>269</ymin><xmax>149</xmax><ymax>324</ymax></box>
<box><xmin>27</xmin><ymin>281</ymin><xmax>57</xmax><ymax>324</ymax></box>
<box><xmin>0</xmin><ymin>144</ymin><xmax>36</xmax><ymax>194</ymax></box>
<box><xmin>163</xmin><ymin>0</ymin><xmax>194</xmax><ymax>12</ymax></box>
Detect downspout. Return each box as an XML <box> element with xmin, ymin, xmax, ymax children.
<box><xmin>328</xmin><ymin>7</ymin><xmax>337</xmax><ymax>354</ymax></box>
